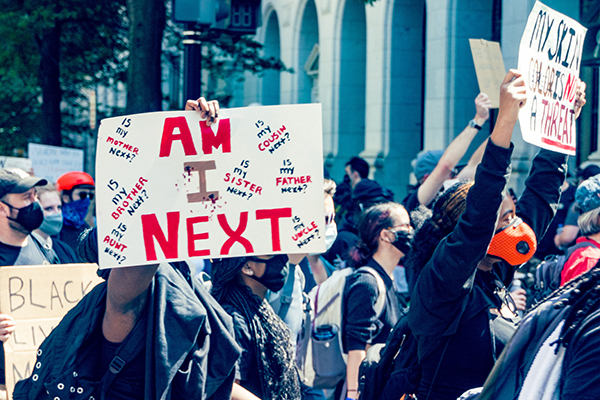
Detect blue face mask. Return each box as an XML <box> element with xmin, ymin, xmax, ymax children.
<box><xmin>62</xmin><ymin>198</ymin><xmax>90</xmax><ymax>229</ymax></box>
<box><xmin>39</xmin><ymin>213</ymin><xmax>63</xmax><ymax>236</ymax></box>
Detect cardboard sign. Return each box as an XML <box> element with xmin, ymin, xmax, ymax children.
<box><xmin>96</xmin><ymin>104</ymin><xmax>325</xmax><ymax>269</ymax></box>
<box><xmin>0</xmin><ymin>157</ymin><xmax>33</xmax><ymax>175</ymax></box>
<box><xmin>517</xmin><ymin>1</ymin><xmax>587</xmax><ymax>155</ymax></box>
<box><xmin>469</xmin><ymin>39</ymin><xmax>506</xmax><ymax>108</ymax></box>
<box><xmin>28</xmin><ymin>143</ymin><xmax>84</xmax><ymax>184</ymax></box>
<box><xmin>0</xmin><ymin>264</ymin><xmax>103</xmax><ymax>395</ymax></box>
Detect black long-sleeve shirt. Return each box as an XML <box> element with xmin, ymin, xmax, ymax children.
<box><xmin>409</xmin><ymin>141</ymin><xmax>567</xmax><ymax>400</ymax></box>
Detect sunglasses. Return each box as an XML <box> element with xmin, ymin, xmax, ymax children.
<box><xmin>493</xmin><ymin>278</ymin><xmax>518</xmax><ymax>317</ymax></box>
<box><xmin>78</xmin><ymin>191</ymin><xmax>95</xmax><ymax>200</ymax></box>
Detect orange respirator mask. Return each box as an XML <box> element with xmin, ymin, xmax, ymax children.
<box><xmin>487</xmin><ymin>217</ymin><xmax>537</xmax><ymax>266</ymax></box>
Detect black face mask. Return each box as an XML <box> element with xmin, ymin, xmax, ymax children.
<box><xmin>247</xmin><ymin>255</ymin><xmax>289</xmax><ymax>292</ymax></box>
<box><xmin>391</xmin><ymin>229</ymin><xmax>413</xmax><ymax>255</ymax></box>
<box><xmin>3</xmin><ymin>201</ymin><xmax>44</xmax><ymax>232</ymax></box>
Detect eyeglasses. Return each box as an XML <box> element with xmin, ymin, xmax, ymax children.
<box><xmin>493</xmin><ymin>278</ymin><xmax>518</xmax><ymax>317</ymax></box>
<box><xmin>78</xmin><ymin>191</ymin><xmax>95</xmax><ymax>200</ymax></box>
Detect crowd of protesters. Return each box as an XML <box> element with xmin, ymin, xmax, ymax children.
<box><xmin>0</xmin><ymin>70</ymin><xmax>599</xmax><ymax>400</ymax></box>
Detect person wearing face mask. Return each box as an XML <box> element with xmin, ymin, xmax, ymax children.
<box><xmin>32</xmin><ymin>184</ymin><xmax>78</xmax><ymax>264</ymax></box>
<box><xmin>55</xmin><ymin>171</ymin><xmax>95</xmax><ymax>253</ymax></box>
<box><xmin>211</xmin><ymin>255</ymin><xmax>301</xmax><ymax>400</ymax></box>
<box><xmin>401</xmin><ymin>71</ymin><xmax>585</xmax><ymax>400</ymax></box>
<box><xmin>0</xmin><ymin>168</ymin><xmax>52</xmax><ymax>396</ymax></box>
<box><xmin>341</xmin><ymin>202</ymin><xmax>412</xmax><ymax>400</ymax></box>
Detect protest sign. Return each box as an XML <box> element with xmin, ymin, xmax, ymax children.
<box><xmin>28</xmin><ymin>143</ymin><xmax>84</xmax><ymax>183</ymax></box>
<box><xmin>96</xmin><ymin>104</ymin><xmax>325</xmax><ymax>269</ymax></box>
<box><xmin>0</xmin><ymin>264</ymin><xmax>103</xmax><ymax>395</ymax></box>
<box><xmin>0</xmin><ymin>157</ymin><xmax>33</xmax><ymax>175</ymax></box>
<box><xmin>517</xmin><ymin>1</ymin><xmax>587</xmax><ymax>155</ymax></box>
<box><xmin>469</xmin><ymin>39</ymin><xmax>506</xmax><ymax>108</ymax></box>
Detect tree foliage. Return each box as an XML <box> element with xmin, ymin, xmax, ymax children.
<box><xmin>0</xmin><ymin>0</ymin><xmax>127</xmax><ymax>154</ymax></box>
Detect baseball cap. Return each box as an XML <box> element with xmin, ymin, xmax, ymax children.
<box><xmin>414</xmin><ymin>150</ymin><xmax>444</xmax><ymax>182</ymax></box>
<box><xmin>0</xmin><ymin>168</ymin><xmax>48</xmax><ymax>199</ymax></box>
<box><xmin>575</xmin><ymin>174</ymin><xmax>600</xmax><ymax>214</ymax></box>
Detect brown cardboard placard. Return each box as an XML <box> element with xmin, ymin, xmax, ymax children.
<box><xmin>0</xmin><ymin>263</ymin><xmax>103</xmax><ymax>396</ymax></box>
<box><xmin>469</xmin><ymin>38</ymin><xmax>506</xmax><ymax>108</ymax></box>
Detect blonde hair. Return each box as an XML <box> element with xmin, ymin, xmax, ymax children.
<box><xmin>324</xmin><ymin>179</ymin><xmax>336</xmax><ymax>198</ymax></box>
<box><xmin>578</xmin><ymin>207</ymin><xmax>600</xmax><ymax>236</ymax></box>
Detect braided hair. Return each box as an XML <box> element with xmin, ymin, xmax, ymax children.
<box><xmin>404</xmin><ymin>181</ymin><xmax>474</xmax><ymax>279</ymax></box>
<box><xmin>528</xmin><ymin>261</ymin><xmax>600</xmax><ymax>349</ymax></box>
<box><xmin>349</xmin><ymin>202</ymin><xmax>405</xmax><ymax>267</ymax></box>
<box><xmin>211</xmin><ymin>257</ymin><xmax>300</xmax><ymax>400</ymax></box>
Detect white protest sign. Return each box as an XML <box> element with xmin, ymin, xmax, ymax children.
<box><xmin>517</xmin><ymin>1</ymin><xmax>587</xmax><ymax>155</ymax></box>
<box><xmin>0</xmin><ymin>157</ymin><xmax>33</xmax><ymax>175</ymax></box>
<box><xmin>28</xmin><ymin>143</ymin><xmax>84</xmax><ymax>183</ymax></box>
<box><xmin>96</xmin><ymin>104</ymin><xmax>325</xmax><ymax>269</ymax></box>
<box><xmin>0</xmin><ymin>264</ymin><xmax>103</xmax><ymax>396</ymax></box>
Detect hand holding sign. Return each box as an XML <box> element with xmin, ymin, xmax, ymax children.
<box><xmin>185</xmin><ymin>97</ymin><xmax>220</xmax><ymax>125</ymax></box>
<box><xmin>494</xmin><ymin>70</ymin><xmax>528</xmax><ymax>149</ymax></box>
<box><xmin>0</xmin><ymin>314</ymin><xmax>15</xmax><ymax>342</ymax></box>
<box><xmin>574</xmin><ymin>81</ymin><xmax>587</xmax><ymax>119</ymax></box>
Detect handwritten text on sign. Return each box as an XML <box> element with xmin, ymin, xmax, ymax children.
<box><xmin>96</xmin><ymin>105</ymin><xmax>325</xmax><ymax>268</ymax></box>
<box><xmin>517</xmin><ymin>1</ymin><xmax>587</xmax><ymax>155</ymax></box>
<box><xmin>0</xmin><ymin>264</ymin><xmax>103</xmax><ymax>395</ymax></box>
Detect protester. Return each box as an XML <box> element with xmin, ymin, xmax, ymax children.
<box><xmin>554</xmin><ymin>165</ymin><xmax>600</xmax><ymax>250</ymax></box>
<box><xmin>324</xmin><ymin>179</ymin><xmax>393</xmax><ymax>270</ymax></box>
<box><xmin>0</xmin><ymin>168</ymin><xmax>51</xmax><ymax>266</ymax></box>
<box><xmin>55</xmin><ymin>171</ymin><xmax>95</xmax><ymax>252</ymax></box>
<box><xmin>306</xmin><ymin>179</ymin><xmax>338</xmax><ymax>285</ymax></box>
<box><xmin>404</xmin><ymin>70</ymin><xmax>585</xmax><ymax>400</ymax></box>
<box><xmin>344</xmin><ymin>157</ymin><xmax>369</xmax><ymax>189</ymax></box>
<box><xmin>13</xmin><ymin>98</ymin><xmax>262</xmax><ymax>400</ymax></box>
<box><xmin>467</xmin><ymin>259</ymin><xmax>600</xmax><ymax>400</ymax></box>
<box><xmin>403</xmin><ymin>93</ymin><xmax>492</xmax><ymax>213</ymax></box>
<box><xmin>558</xmin><ymin>173</ymin><xmax>600</xmax><ymax>285</ymax></box>
<box><xmin>33</xmin><ymin>183</ymin><xmax>78</xmax><ymax>264</ymax></box>
<box><xmin>342</xmin><ymin>202</ymin><xmax>412</xmax><ymax>400</ymax></box>
<box><xmin>211</xmin><ymin>255</ymin><xmax>301</xmax><ymax>400</ymax></box>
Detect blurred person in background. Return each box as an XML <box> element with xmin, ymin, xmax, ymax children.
<box><xmin>33</xmin><ymin>183</ymin><xmax>78</xmax><ymax>263</ymax></box>
<box><xmin>56</xmin><ymin>171</ymin><xmax>95</xmax><ymax>252</ymax></box>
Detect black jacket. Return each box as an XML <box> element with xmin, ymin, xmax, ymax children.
<box><xmin>409</xmin><ymin>141</ymin><xmax>567</xmax><ymax>400</ymax></box>
<box><xmin>14</xmin><ymin>263</ymin><xmax>241</xmax><ymax>400</ymax></box>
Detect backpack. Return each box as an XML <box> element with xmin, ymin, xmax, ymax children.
<box><xmin>358</xmin><ymin>308</ymin><xmax>421</xmax><ymax>400</ymax></box>
<box><xmin>296</xmin><ymin>266</ymin><xmax>386</xmax><ymax>389</ymax></box>
<box><xmin>533</xmin><ymin>241</ymin><xmax>598</xmax><ymax>304</ymax></box>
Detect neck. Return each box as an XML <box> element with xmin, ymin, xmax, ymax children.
<box><xmin>477</xmin><ymin>257</ymin><xmax>496</xmax><ymax>271</ymax></box>
<box><xmin>0</xmin><ymin>223</ymin><xmax>29</xmax><ymax>247</ymax></box>
<box><xmin>587</xmin><ymin>233</ymin><xmax>600</xmax><ymax>244</ymax></box>
<box><xmin>241</xmin><ymin>274</ymin><xmax>268</xmax><ymax>299</ymax></box>
<box><xmin>34</xmin><ymin>229</ymin><xmax>49</xmax><ymax>241</ymax></box>
<box><xmin>372</xmin><ymin>248</ymin><xmax>401</xmax><ymax>278</ymax></box>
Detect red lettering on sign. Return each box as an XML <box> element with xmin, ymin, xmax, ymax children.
<box><xmin>187</xmin><ymin>216</ymin><xmax>210</xmax><ymax>257</ymax></box>
<box><xmin>141</xmin><ymin>212</ymin><xmax>180</xmax><ymax>260</ymax></box>
<box><xmin>218</xmin><ymin>212</ymin><xmax>253</xmax><ymax>255</ymax></box>
<box><xmin>159</xmin><ymin>117</ymin><xmax>198</xmax><ymax>157</ymax></box>
<box><xmin>200</xmin><ymin>119</ymin><xmax>231</xmax><ymax>154</ymax></box>
<box><xmin>256</xmin><ymin>208</ymin><xmax>292</xmax><ymax>252</ymax></box>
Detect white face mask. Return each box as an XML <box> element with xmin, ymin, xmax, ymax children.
<box><xmin>324</xmin><ymin>220</ymin><xmax>338</xmax><ymax>251</ymax></box>
<box><xmin>309</xmin><ymin>220</ymin><xmax>338</xmax><ymax>256</ymax></box>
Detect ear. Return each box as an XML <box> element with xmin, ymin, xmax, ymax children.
<box><xmin>61</xmin><ymin>193</ymin><xmax>71</xmax><ymax>204</ymax></box>
<box><xmin>0</xmin><ymin>202</ymin><xmax>10</xmax><ymax>218</ymax></box>
<box><xmin>241</xmin><ymin>262</ymin><xmax>254</xmax><ymax>276</ymax></box>
<box><xmin>379</xmin><ymin>228</ymin><xmax>393</xmax><ymax>244</ymax></box>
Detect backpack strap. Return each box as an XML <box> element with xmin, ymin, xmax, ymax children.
<box><xmin>356</xmin><ymin>266</ymin><xmax>387</xmax><ymax>318</ymax></box>
<box><xmin>277</xmin><ymin>262</ymin><xmax>296</xmax><ymax>320</ymax></box>
<box><xmin>100</xmin><ymin>311</ymin><xmax>147</xmax><ymax>399</ymax></box>
<box><xmin>565</xmin><ymin>240</ymin><xmax>599</xmax><ymax>259</ymax></box>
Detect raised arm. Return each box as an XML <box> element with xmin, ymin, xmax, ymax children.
<box><xmin>417</xmin><ymin>93</ymin><xmax>491</xmax><ymax>206</ymax></box>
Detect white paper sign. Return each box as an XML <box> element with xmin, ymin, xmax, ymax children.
<box><xmin>96</xmin><ymin>105</ymin><xmax>325</xmax><ymax>268</ymax></box>
<box><xmin>28</xmin><ymin>143</ymin><xmax>84</xmax><ymax>183</ymax></box>
<box><xmin>517</xmin><ymin>1</ymin><xmax>587</xmax><ymax>155</ymax></box>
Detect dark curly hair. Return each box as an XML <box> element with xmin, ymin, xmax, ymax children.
<box><xmin>404</xmin><ymin>181</ymin><xmax>474</xmax><ymax>280</ymax></box>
